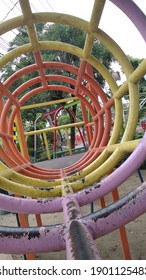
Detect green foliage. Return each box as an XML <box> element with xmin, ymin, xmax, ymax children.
<box><xmin>1</xmin><ymin>23</ymin><xmax>114</xmax><ymax>153</ymax></box>
<box><xmin>134</xmin><ymin>131</ymin><xmax>144</xmax><ymax>139</ymax></box>
<box><xmin>2</xmin><ymin>23</ymin><xmax>114</xmax><ymax>94</ymax></box>
<box><xmin>57</xmin><ymin>114</ymin><xmax>70</xmax><ymax>126</ymax></box>
<box><xmin>128</xmin><ymin>56</ymin><xmax>146</xmax><ymax>122</ymax></box>
<box><xmin>46</xmin><ymin>131</ymin><xmax>54</xmax><ymax>145</ymax></box>
<box><xmin>92</xmin><ymin>40</ymin><xmax>114</xmax><ymax>86</ymax></box>
<box><xmin>27</xmin><ymin>134</ymin><xmax>42</xmax><ymax>155</ymax></box>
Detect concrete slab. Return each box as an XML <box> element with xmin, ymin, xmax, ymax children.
<box><xmin>34</xmin><ymin>152</ymin><xmax>85</xmax><ymax>169</ymax></box>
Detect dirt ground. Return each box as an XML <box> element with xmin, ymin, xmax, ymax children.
<box><xmin>0</xmin><ymin>154</ymin><xmax>146</xmax><ymax>260</ymax></box>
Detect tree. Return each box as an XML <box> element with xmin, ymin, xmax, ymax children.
<box><xmin>1</xmin><ymin>23</ymin><xmax>114</xmax><ymax>150</ymax></box>
<box><xmin>128</xmin><ymin>56</ymin><xmax>146</xmax><ymax>122</ymax></box>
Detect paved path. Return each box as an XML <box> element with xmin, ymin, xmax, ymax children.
<box><xmin>34</xmin><ymin>152</ymin><xmax>85</xmax><ymax>169</ymax></box>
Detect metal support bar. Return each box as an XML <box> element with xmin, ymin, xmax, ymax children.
<box><xmin>61</xmin><ymin>169</ymin><xmax>101</xmax><ymax>260</ymax></box>
<box><xmin>137</xmin><ymin>169</ymin><xmax>144</xmax><ymax>183</ymax></box>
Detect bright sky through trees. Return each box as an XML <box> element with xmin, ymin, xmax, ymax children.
<box><xmin>0</xmin><ymin>0</ymin><xmax>145</xmax><ymax>58</ymax></box>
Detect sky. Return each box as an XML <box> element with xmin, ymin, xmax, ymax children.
<box><xmin>0</xmin><ymin>0</ymin><xmax>145</xmax><ymax>58</ymax></box>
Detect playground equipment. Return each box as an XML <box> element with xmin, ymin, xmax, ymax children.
<box><xmin>0</xmin><ymin>0</ymin><xmax>146</xmax><ymax>259</ymax></box>
<box><xmin>33</xmin><ymin>106</ymin><xmax>87</xmax><ymax>162</ymax></box>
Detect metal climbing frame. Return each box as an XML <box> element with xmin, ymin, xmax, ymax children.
<box><xmin>0</xmin><ymin>0</ymin><xmax>146</xmax><ymax>259</ymax></box>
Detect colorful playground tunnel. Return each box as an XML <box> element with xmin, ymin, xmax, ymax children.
<box><xmin>0</xmin><ymin>0</ymin><xmax>146</xmax><ymax>259</ymax></box>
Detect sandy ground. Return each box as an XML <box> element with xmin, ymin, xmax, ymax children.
<box><xmin>0</xmin><ymin>153</ymin><xmax>146</xmax><ymax>260</ymax></box>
